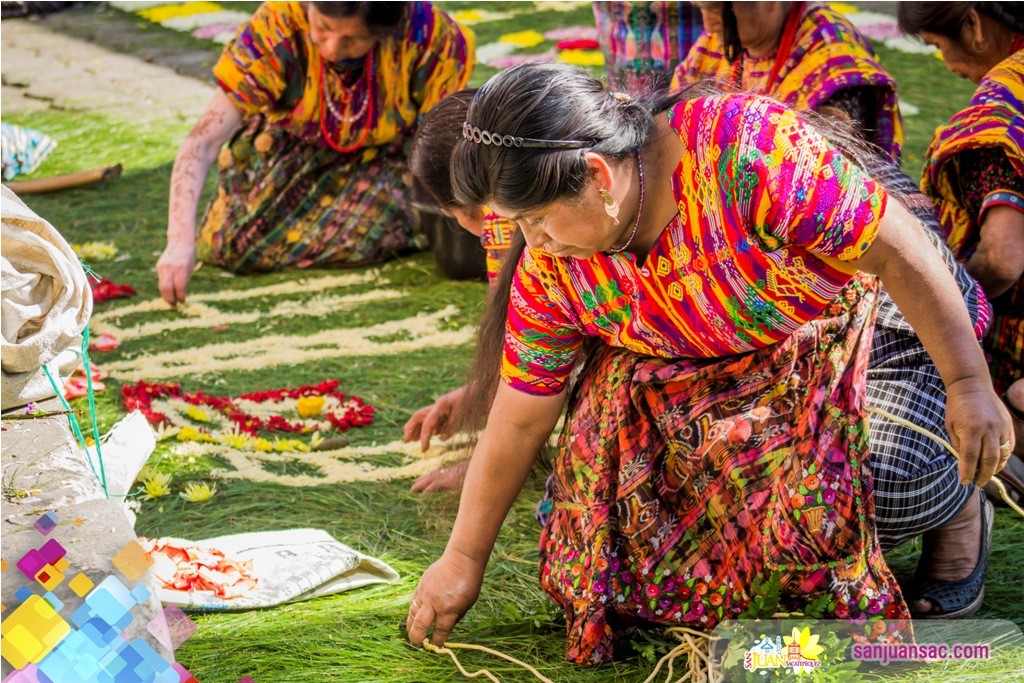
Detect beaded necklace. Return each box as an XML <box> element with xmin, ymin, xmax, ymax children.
<box><xmin>606</xmin><ymin>149</ymin><xmax>646</xmax><ymax>254</ymax></box>
<box><xmin>319</xmin><ymin>49</ymin><xmax>376</xmax><ymax>154</ymax></box>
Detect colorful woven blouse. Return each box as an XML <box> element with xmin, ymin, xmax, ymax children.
<box><xmin>671</xmin><ymin>1</ymin><xmax>903</xmax><ymax>160</ymax></box>
<box><xmin>481</xmin><ymin>210</ymin><xmax>517</xmax><ymax>286</ymax></box>
<box><xmin>922</xmin><ymin>50</ymin><xmax>1024</xmax><ymax>257</ymax></box>
<box><xmin>502</xmin><ymin>94</ymin><xmax>885</xmax><ymax>396</ymax></box>
<box><xmin>213</xmin><ymin>1</ymin><xmax>474</xmax><ymax>150</ymax></box>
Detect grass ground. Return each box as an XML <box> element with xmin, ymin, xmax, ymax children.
<box><xmin>3</xmin><ymin>2</ymin><xmax>1021</xmax><ymax>681</ymax></box>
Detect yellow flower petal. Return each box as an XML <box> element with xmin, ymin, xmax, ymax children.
<box><xmin>296</xmin><ymin>396</ymin><xmax>325</xmax><ymax>418</ymax></box>
<box><xmin>557</xmin><ymin>49</ymin><xmax>605</xmax><ymax>67</ymax></box>
<box><xmin>184</xmin><ymin>405</ymin><xmax>211</xmax><ymax>422</ymax></box>
<box><xmin>179</xmin><ymin>481</ymin><xmax>217</xmax><ymax>503</ymax></box>
<box><xmin>138</xmin><ymin>2</ymin><xmax>223</xmax><ymax>23</ymax></box>
<box><xmin>499</xmin><ymin>30</ymin><xmax>545</xmax><ymax>48</ymax></box>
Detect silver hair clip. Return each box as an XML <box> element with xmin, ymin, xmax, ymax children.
<box><xmin>461</xmin><ymin>121</ymin><xmax>592</xmax><ymax>150</ymax></box>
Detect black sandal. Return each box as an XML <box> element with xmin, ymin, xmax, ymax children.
<box><xmin>910</xmin><ymin>491</ymin><xmax>994</xmax><ymax>619</ymax></box>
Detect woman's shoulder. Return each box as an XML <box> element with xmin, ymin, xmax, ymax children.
<box><xmin>973</xmin><ymin>52</ymin><xmax>1024</xmax><ymax>107</ymax></box>
<box><xmin>250</xmin><ymin>1</ymin><xmax>306</xmax><ymax>32</ymax></box>
<box><xmin>668</xmin><ymin>92</ymin><xmax>793</xmax><ymax>137</ymax></box>
<box><xmin>797</xmin><ymin>1</ymin><xmax>875</xmax><ymax>53</ymax></box>
<box><xmin>399</xmin><ymin>1</ymin><xmax>464</xmax><ymax>43</ymax></box>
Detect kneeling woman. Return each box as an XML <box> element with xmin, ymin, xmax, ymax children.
<box><xmin>156</xmin><ymin>1</ymin><xmax>473</xmax><ymax>304</ymax></box>
<box><xmin>405</xmin><ymin>63</ymin><xmax>1011</xmax><ymax>664</ymax></box>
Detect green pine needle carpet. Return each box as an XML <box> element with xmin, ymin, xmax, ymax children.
<box><xmin>3</xmin><ymin>2</ymin><xmax>1021</xmax><ymax>681</ymax></box>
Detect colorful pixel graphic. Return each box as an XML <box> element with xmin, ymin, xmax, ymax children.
<box><xmin>1</xmin><ymin>512</ymin><xmax>199</xmax><ymax>682</ymax></box>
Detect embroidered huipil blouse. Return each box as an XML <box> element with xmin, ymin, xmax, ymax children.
<box><xmin>213</xmin><ymin>1</ymin><xmax>474</xmax><ymax>149</ymax></box>
<box><xmin>502</xmin><ymin>95</ymin><xmax>886</xmax><ymax>395</ymax></box>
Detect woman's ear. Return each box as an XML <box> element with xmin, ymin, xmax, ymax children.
<box><xmin>584</xmin><ymin>152</ymin><xmax>617</xmax><ymax>193</ymax></box>
<box><xmin>963</xmin><ymin>8</ymin><xmax>986</xmax><ymax>54</ymax></box>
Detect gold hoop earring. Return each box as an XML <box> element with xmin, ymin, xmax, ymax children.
<box><xmin>599</xmin><ymin>189</ymin><xmax>620</xmax><ymax>225</ymax></box>
<box><xmin>972</xmin><ymin>38</ymin><xmax>990</xmax><ymax>54</ymax></box>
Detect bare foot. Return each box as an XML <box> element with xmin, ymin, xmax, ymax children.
<box><xmin>913</xmin><ymin>487</ymin><xmax>982</xmax><ymax>615</ymax></box>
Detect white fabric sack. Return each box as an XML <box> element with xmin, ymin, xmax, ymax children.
<box><xmin>1</xmin><ymin>185</ymin><xmax>91</xmax><ymax>410</ymax></box>
<box><xmin>145</xmin><ymin>529</ymin><xmax>399</xmax><ymax>611</ymax></box>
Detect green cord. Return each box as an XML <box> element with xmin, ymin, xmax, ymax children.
<box><xmin>40</xmin><ymin>329</ymin><xmax>109</xmax><ymax>499</ymax></box>
<box><xmin>80</xmin><ymin>326</ymin><xmax>109</xmax><ymax>497</ymax></box>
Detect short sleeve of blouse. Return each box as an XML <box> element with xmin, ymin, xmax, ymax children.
<box><xmin>712</xmin><ymin>96</ymin><xmax>887</xmax><ymax>261</ymax></box>
<box><xmin>406</xmin><ymin>2</ymin><xmax>475</xmax><ymax>114</ymax></box>
<box><xmin>500</xmin><ymin>250</ymin><xmax>584</xmax><ymax>396</ymax></box>
<box><xmin>213</xmin><ymin>2</ymin><xmax>306</xmax><ymax>116</ymax></box>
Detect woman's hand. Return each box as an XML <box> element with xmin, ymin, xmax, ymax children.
<box><xmin>406</xmin><ymin>383</ymin><xmax>566</xmax><ymax>647</ymax></box>
<box><xmin>410</xmin><ymin>460</ymin><xmax>469</xmax><ymax>493</ymax></box>
<box><xmin>161</xmin><ymin>91</ymin><xmax>241</xmax><ymax>305</ymax></box>
<box><xmin>407</xmin><ymin>549</ymin><xmax>485</xmax><ymax>647</ymax></box>
<box><xmin>946</xmin><ymin>377</ymin><xmax>1015</xmax><ymax>486</ymax></box>
<box><xmin>403</xmin><ymin>386</ymin><xmax>466</xmax><ymax>452</ymax></box>
<box><xmin>156</xmin><ymin>240</ymin><xmax>196</xmax><ymax>305</ymax></box>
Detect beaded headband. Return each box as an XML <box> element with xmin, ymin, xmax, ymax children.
<box><xmin>461</xmin><ymin>121</ymin><xmax>592</xmax><ymax>150</ymax></box>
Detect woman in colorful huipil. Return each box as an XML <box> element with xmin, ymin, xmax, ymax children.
<box><xmin>898</xmin><ymin>0</ymin><xmax>1024</xmax><ymax>611</ymax></box>
<box><xmin>593</xmin><ymin>2</ymin><xmax>703</xmax><ymax>95</ymax></box>
<box><xmin>401</xmin><ymin>91</ymin><xmax>998</xmax><ymax>620</ymax></box>
<box><xmin>402</xmin><ymin>89</ymin><xmax>518</xmax><ymax>486</ymax></box>
<box><xmin>672</xmin><ymin>1</ymin><xmax>902</xmax><ymax>161</ymax></box>
<box><xmin>156</xmin><ymin>1</ymin><xmax>473</xmax><ymax>305</ymax></box>
<box><xmin>404</xmin><ymin>63</ymin><xmax>1012</xmax><ymax>663</ymax></box>
<box><xmin>899</xmin><ymin>3</ymin><xmax>1024</xmax><ymax>406</ymax></box>
<box><xmin>407</xmin><ymin>89</ymin><xmax>516</xmax><ymax>289</ymax></box>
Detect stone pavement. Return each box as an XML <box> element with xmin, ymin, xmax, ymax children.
<box><xmin>2</xmin><ymin>14</ymin><xmax>215</xmax><ymax>122</ymax></box>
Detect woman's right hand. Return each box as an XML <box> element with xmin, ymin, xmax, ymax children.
<box><xmin>403</xmin><ymin>386</ymin><xmax>466</xmax><ymax>452</ymax></box>
<box><xmin>159</xmin><ymin>91</ymin><xmax>242</xmax><ymax>306</ymax></box>
<box><xmin>407</xmin><ymin>548</ymin><xmax>485</xmax><ymax>647</ymax></box>
<box><xmin>156</xmin><ymin>240</ymin><xmax>196</xmax><ymax>306</ymax></box>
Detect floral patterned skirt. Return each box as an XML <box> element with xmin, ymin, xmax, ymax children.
<box><xmin>538</xmin><ymin>275</ymin><xmax>910</xmax><ymax>665</ymax></box>
<box><xmin>198</xmin><ymin>117</ymin><xmax>416</xmax><ymax>274</ymax></box>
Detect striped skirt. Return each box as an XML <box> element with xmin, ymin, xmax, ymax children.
<box><xmin>198</xmin><ymin>116</ymin><xmax>416</xmax><ymax>274</ymax></box>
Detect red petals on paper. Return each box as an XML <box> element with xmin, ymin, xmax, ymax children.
<box><xmin>89</xmin><ymin>333</ymin><xmax>120</xmax><ymax>352</ymax></box>
<box><xmin>140</xmin><ymin>538</ymin><xmax>258</xmax><ymax>600</ymax></box>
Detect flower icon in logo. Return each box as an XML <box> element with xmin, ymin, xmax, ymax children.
<box><xmin>783</xmin><ymin>626</ymin><xmax>824</xmax><ymax>673</ymax></box>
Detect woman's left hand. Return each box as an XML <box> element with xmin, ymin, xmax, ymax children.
<box><xmin>945</xmin><ymin>376</ymin><xmax>1014</xmax><ymax>486</ymax></box>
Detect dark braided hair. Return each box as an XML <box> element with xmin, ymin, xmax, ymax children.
<box><xmin>720</xmin><ymin>2</ymin><xmax>743</xmax><ymax>62</ymax></box>
<box><xmin>897</xmin><ymin>2</ymin><xmax>1024</xmax><ymax>42</ymax></box>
